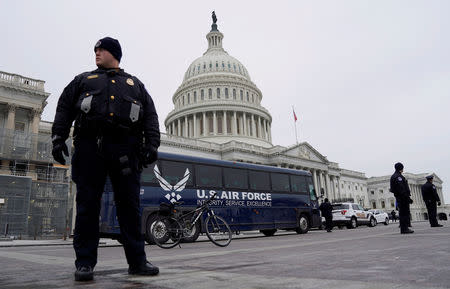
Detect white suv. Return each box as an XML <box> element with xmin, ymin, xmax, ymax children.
<box><xmin>369</xmin><ymin>209</ymin><xmax>390</xmax><ymax>225</ymax></box>
<box><xmin>332</xmin><ymin>203</ymin><xmax>376</xmax><ymax>229</ymax></box>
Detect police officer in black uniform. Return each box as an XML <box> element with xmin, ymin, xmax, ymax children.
<box><xmin>390</xmin><ymin>162</ymin><xmax>414</xmax><ymax>234</ymax></box>
<box><xmin>421</xmin><ymin>175</ymin><xmax>443</xmax><ymax>227</ymax></box>
<box><xmin>319</xmin><ymin>198</ymin><xmax>333</xmax><ymax>232</ymax></box>
<box><xmin>52</xmin><ymin>37</ymin><xmax>160</xmax><ymax>281</ymax></box>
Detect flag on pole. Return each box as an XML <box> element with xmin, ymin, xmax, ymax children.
<box><xmin>293</xmin><ymin>108</ymin><xmax>298</xmax><ymax>122</ymax></box>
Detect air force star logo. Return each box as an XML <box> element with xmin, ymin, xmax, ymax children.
<box><xmin>397</xmin><ymin>177</ymin><xmax>402</xmax><ymax>181</ymax></box>
<box><xmin>153</xmin><ymin>165</ymin><xmax>190</xmax><ymax>203</ymax></box>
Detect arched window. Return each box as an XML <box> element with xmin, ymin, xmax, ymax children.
<box><xmin>187</xmin><ymin>93</ymin><xmax>190</xmax><ymax>104</ymax></box>
<box><xmin>240</xmin><ymin>90</ymin><xmax>243</xmax><ymax>100</ymax></box>
<box><xmin>233</xmin><ymin>89</ymin><xmax>236</xmax><ymax>99</ymax></box>
<box><xmin>217</xmin><ymin>88</ymin><xmax>220</xmax><ymax>98</ymax></box>
<box><xmin>208</xmin><ymin>88</ymin><xmax>212</xmax><ymax>99</ymax></box>
<box><xmin>194</xmin><ymin>91</ymin><xmax>197</xmax><ymax>102</ymax></box>
<box><xmin>201</xmin><ymin>89</ymin><xmax>204</xmax><ymax>100</ymax></box>
<box><xmin>246</xmin><ymin>92</ymin><xmax>249</xmax><ymax>102</ymax></box>
<box><xmin>225</xmin><ymin>88</ymin><xmax>229</xmax><ymax>98</ymax></box>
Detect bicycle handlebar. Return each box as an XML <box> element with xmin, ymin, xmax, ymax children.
<box><xmin>203</xmin><ymin>192</ymin><xmax>218</xmax><ymax>206</ymax></box>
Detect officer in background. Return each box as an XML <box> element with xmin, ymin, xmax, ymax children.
<box><xmin>390</xmin><ymin>162</ymin><xmax>414</xmax><ymax>234</ymax></box>
<box><xmin>319</xmin><ymin>198</ymin><xmax>333</xmax><ymax>232</ymax></box>
<box><xmin>390</xmin><ymin>210</ymin><xmax>397</xmax><ymax>222</ymax></box>
<box><xmin>52</xmin><ymin>37</ymin><xmax>160</xmax><ymax>281</ymax></box>
<box><xmin>421</xmin><ymin>175</ymin><xmax>443</xmax><ymax>227</ymax></box>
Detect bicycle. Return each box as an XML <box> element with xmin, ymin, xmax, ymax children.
<box><xmin>150</xmin><ymin>192</ymin><xmax>232</xmax><ymax>248</ymax></box>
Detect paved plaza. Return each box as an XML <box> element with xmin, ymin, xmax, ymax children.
<box><xmin>0</xmin><ymin>221</ymin><xmax>449</xmax><ymax>289</ymax></box>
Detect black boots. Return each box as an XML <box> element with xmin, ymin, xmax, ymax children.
<box><xmin>128</xmin><ymin>261</ymin><xmax>160</xmax><ymax>276</ymax></box>
<box><xmin>401</xmin><ymin>229</ymin><xmax>414</xmax><ymax>234</ymax></box>
<box><xmin>75</xmin><ymin>266</ymin><xmax>94</xmax><ymax>281</ymax></box>
<box><xmin>75</xmin><ymin>261</ymin><xmax>159</xmax><ymax>281</ymax></box>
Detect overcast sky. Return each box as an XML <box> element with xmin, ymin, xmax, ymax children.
<box><xmin>1</xmin><ymin>0</ymin><xmax>449</xmax><ymax>203</ymax></box>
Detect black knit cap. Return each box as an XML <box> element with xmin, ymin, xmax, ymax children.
<box><xmin>394</xmin><ymin>162</ymin><xmax>404</xmax><ymax>171</ymax></box>
<box><xmin>94</xmin><ymin>37</ymin><xmax>122</xmax><ymax>62</ymax></box>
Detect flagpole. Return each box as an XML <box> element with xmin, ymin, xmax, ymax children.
<box><xmin>293</xmin><ymin>105</ymin><xmax>298</xmax><ymax>144</ymax></box>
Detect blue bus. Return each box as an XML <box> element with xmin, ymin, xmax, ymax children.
<box><xmin>99</xmin><ymin>152</ymin><xmax>321</xmax><ymax>243</ymax></box>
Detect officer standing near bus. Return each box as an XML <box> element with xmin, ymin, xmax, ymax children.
<box><xmin>390</xmin><ymin>162</ymin><xmax>414</xmax><ymax>234</ymax></box>
<box><xmin>52</xmin><ymin>37</ymin><xmax>161</xmax><ymax>281</ymax></box>
<box><xmin>421</xmin><ymin>175</ymin><xmax>443</xmax><ymax>227</ymax></box>
<box><xmin>319</xmin><ymin>198</ymin><xmax>333</xmax><ymax>232</ymax></box>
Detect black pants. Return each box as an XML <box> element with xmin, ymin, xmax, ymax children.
<box><xmin>72</xmin><ymin>137</ymin><xmax>146</xmax><ymax>269</ymax></box>
<box><xmin>324</xmin><ymin>216</ymin><xmax>333</xmax><ymax>231</ymax></box>
<box><xmin>396</xmin><ymin>197</ymin><xmax>411</xmax><ymax>232</ymax></box>
<box><xmin>425</xmin><ymin>200</ymin><xmax>438</xmax><ymax>226</ymax></box>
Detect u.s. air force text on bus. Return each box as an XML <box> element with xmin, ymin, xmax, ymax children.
<box><xmin>196</xmin><ymin>190</ymin><xmax>272</xmax><ymax>207</ymax></box>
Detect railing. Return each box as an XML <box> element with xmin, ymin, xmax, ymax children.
<box><xmin>0</xmin><ymin>70</ymin><xmax>46</xmax><ymax>91</ymax></box>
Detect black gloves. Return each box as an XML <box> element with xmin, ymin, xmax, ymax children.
<box><xmin>52</xmin><ymin>136</ymin><xmax>69</xmax><ymax>165</ymax></box>
<box><xmin>140</xmin><ymin>144</ymin><xmax>158</xmax><ymax>168</ymax></box>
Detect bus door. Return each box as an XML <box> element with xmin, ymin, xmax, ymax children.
<box><xmin>307</xmin><ymin>178</ymin><xmax>321</xmax><ymax>227</ymax></box>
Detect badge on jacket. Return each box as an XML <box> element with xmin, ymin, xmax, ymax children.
<box><xmin>126</xmin><ymin>78</ymin><xmax>134</xmax><ymax>86</ymax></box>
<box><xmin>397</xmin><ymin>177</ymin><xmax>402</xmax><ymax>181</ymax></box>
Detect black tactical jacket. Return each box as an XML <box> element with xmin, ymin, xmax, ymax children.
<box><xmin>421</xmin><ymin>182</ymin><xmax>440</xmax><ymax>202</ymax></box>
<box><xmin>52</xmin><ymin>68</ymin><xmax>160</xmax><ymax>148</ymax></box>
<box><xmin>390</xmin><ymin>171</ymin><xmax>411</xmax><ymax>199</ymax></box>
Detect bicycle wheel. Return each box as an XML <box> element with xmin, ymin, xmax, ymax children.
<box><xmin>151</xmin><ymin>217</ymin><xmax>182</xmax><ymax>249</ymax></box>
<box><xmin>205</xmin><ymin>215</ymin><xmax>232</xmax><ymax>247</ymax></box>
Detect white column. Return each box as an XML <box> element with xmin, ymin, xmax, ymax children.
<box><xmin>30</xmin><ymin>108</ymin><xmax>41</xmax><ymax>134</ymax></box>
<box><xmin>251</xmin><ymin>114</ymin><xmax>256</xmax><ymax>137</ymax></box>
<box><xmin>232</xmin><ymin>111</ymin><xmax>237</xmax><ymax>135</ymax></box>
<box><xmin>268</xmin><ymin>123</ymin><xmax>272</xmax><ymax>142</ymax></box>
<box><xmin>325</xmin><ymin>173</ymin><xmax>331</xmax><ymax>200</ymax></box>
<box><xmin>184</xmin><ymin>115</ymin><xmax>188</xmax><ymax>137</ymax></box>
<box><xmin>312</xmin><ymin>170</ymin><xmax>318</xmax><ymax>198</ymax></box>
<box><xmin>243</xmin><ymin>113</ymin><xmax>247</xmax><ymax>136</ymax></box>
<box><xmin>202</xmin><ymin>112</ymin><xmax>206</xmax><ymax>136</ymax></box>
<box><xmin>258</xmin><ymin>116</ymin><xmax>262</xmax><ymax>139</ymax></box>
<box><xmin>6</xmin><ymin>104</ymin><xmax>16</xmax><ymax>130</ymax></box>
<box><xmin>177</xmin><ymin>118</ymin><xmax>181</xmax><ymax>136</ymax></box>
<box><xmin>193</xmin><ymin>113</ymin><xmax>197</xmax><ymax>137</ymax></box>
<box><xmin>171</xmin><ymin>122</ymin><xmax>175</xmax><ymax>135</ymax></box>
<box><xmin>213</xmin><ymin>111</ymin><xmax>217</xmax><ymax>135</ymax></box>
<box><xmin>223</xmin><ymin>111</ymin><xmax>227</xmax><ymax>135</ymax></box>
<box><xmin>263</xmin><ymin>119</ymin><xmax>267</xmax><ymax>140</ymax></box>
<box><xmin>337</xmin><ymin>176</ymin><xmax>342</xmax><ymax>199</ymax></box>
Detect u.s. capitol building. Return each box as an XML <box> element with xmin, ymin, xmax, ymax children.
<box><xmin>157</xmin><ymin>15</ymin><xmax>448</xmax><ymax>222</ymax></box>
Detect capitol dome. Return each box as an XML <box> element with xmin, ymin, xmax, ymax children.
<box><xmin>164</xmin><ymin>14</ymin><xmax>272</xmax><ymax>147</ymax></box>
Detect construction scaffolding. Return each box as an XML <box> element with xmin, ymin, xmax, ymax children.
<box><xmin>0</xmin><ymin>128</ymin><xmax>73</xmax><ymax>239</ymax></box>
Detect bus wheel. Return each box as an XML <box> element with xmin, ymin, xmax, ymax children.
<box><xmin>145</xmin><ymin>213</ymin><xmax>161</xmax><ymax>245</ymax></box>
<box><xmin>260</xmin><ymin>229</ymin><xmax>277</xmax><ymax>236</ymax></box>
<box><xmin>295</xmin><ymin>215</ymin><xmax>309</xmax><ymax>234</ymax></box>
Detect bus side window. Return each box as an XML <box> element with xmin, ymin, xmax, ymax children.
<box><xmin>249</xmin><ymin>171</ymin><xmax>270</xmax><ymax>191</ymax></box>
<box><xmin>290</xmin><ymin>175</ymin><xmax>308</xmax><ymax>194</ymax></box>
<box><xmin>223</xmin><ymin>168</ymin><xmax>248</xmax><ymax>190</ymax></box>
<box><xmin>160</xmin><ymin>160</ymin><xmax>194</xmax><ymax>187</ymax></box>
<box><xmin>141</xmin><ymin>163</ymin><xmax>159</xmax><ymax>185</ymax></box>
<box><xmin>195</xmin><ymin>165</ymin><xmax>222</xmax><ymax>188</ymax></box>
<box><xmin>270</xmin><ymin>173</ymin><xmax>290</xmax><ymax>192</ymax></box>
<box><xmin>306</xmin><ymin>177</ymin><xmax>317</xmax><ymax>200</ymax></box>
